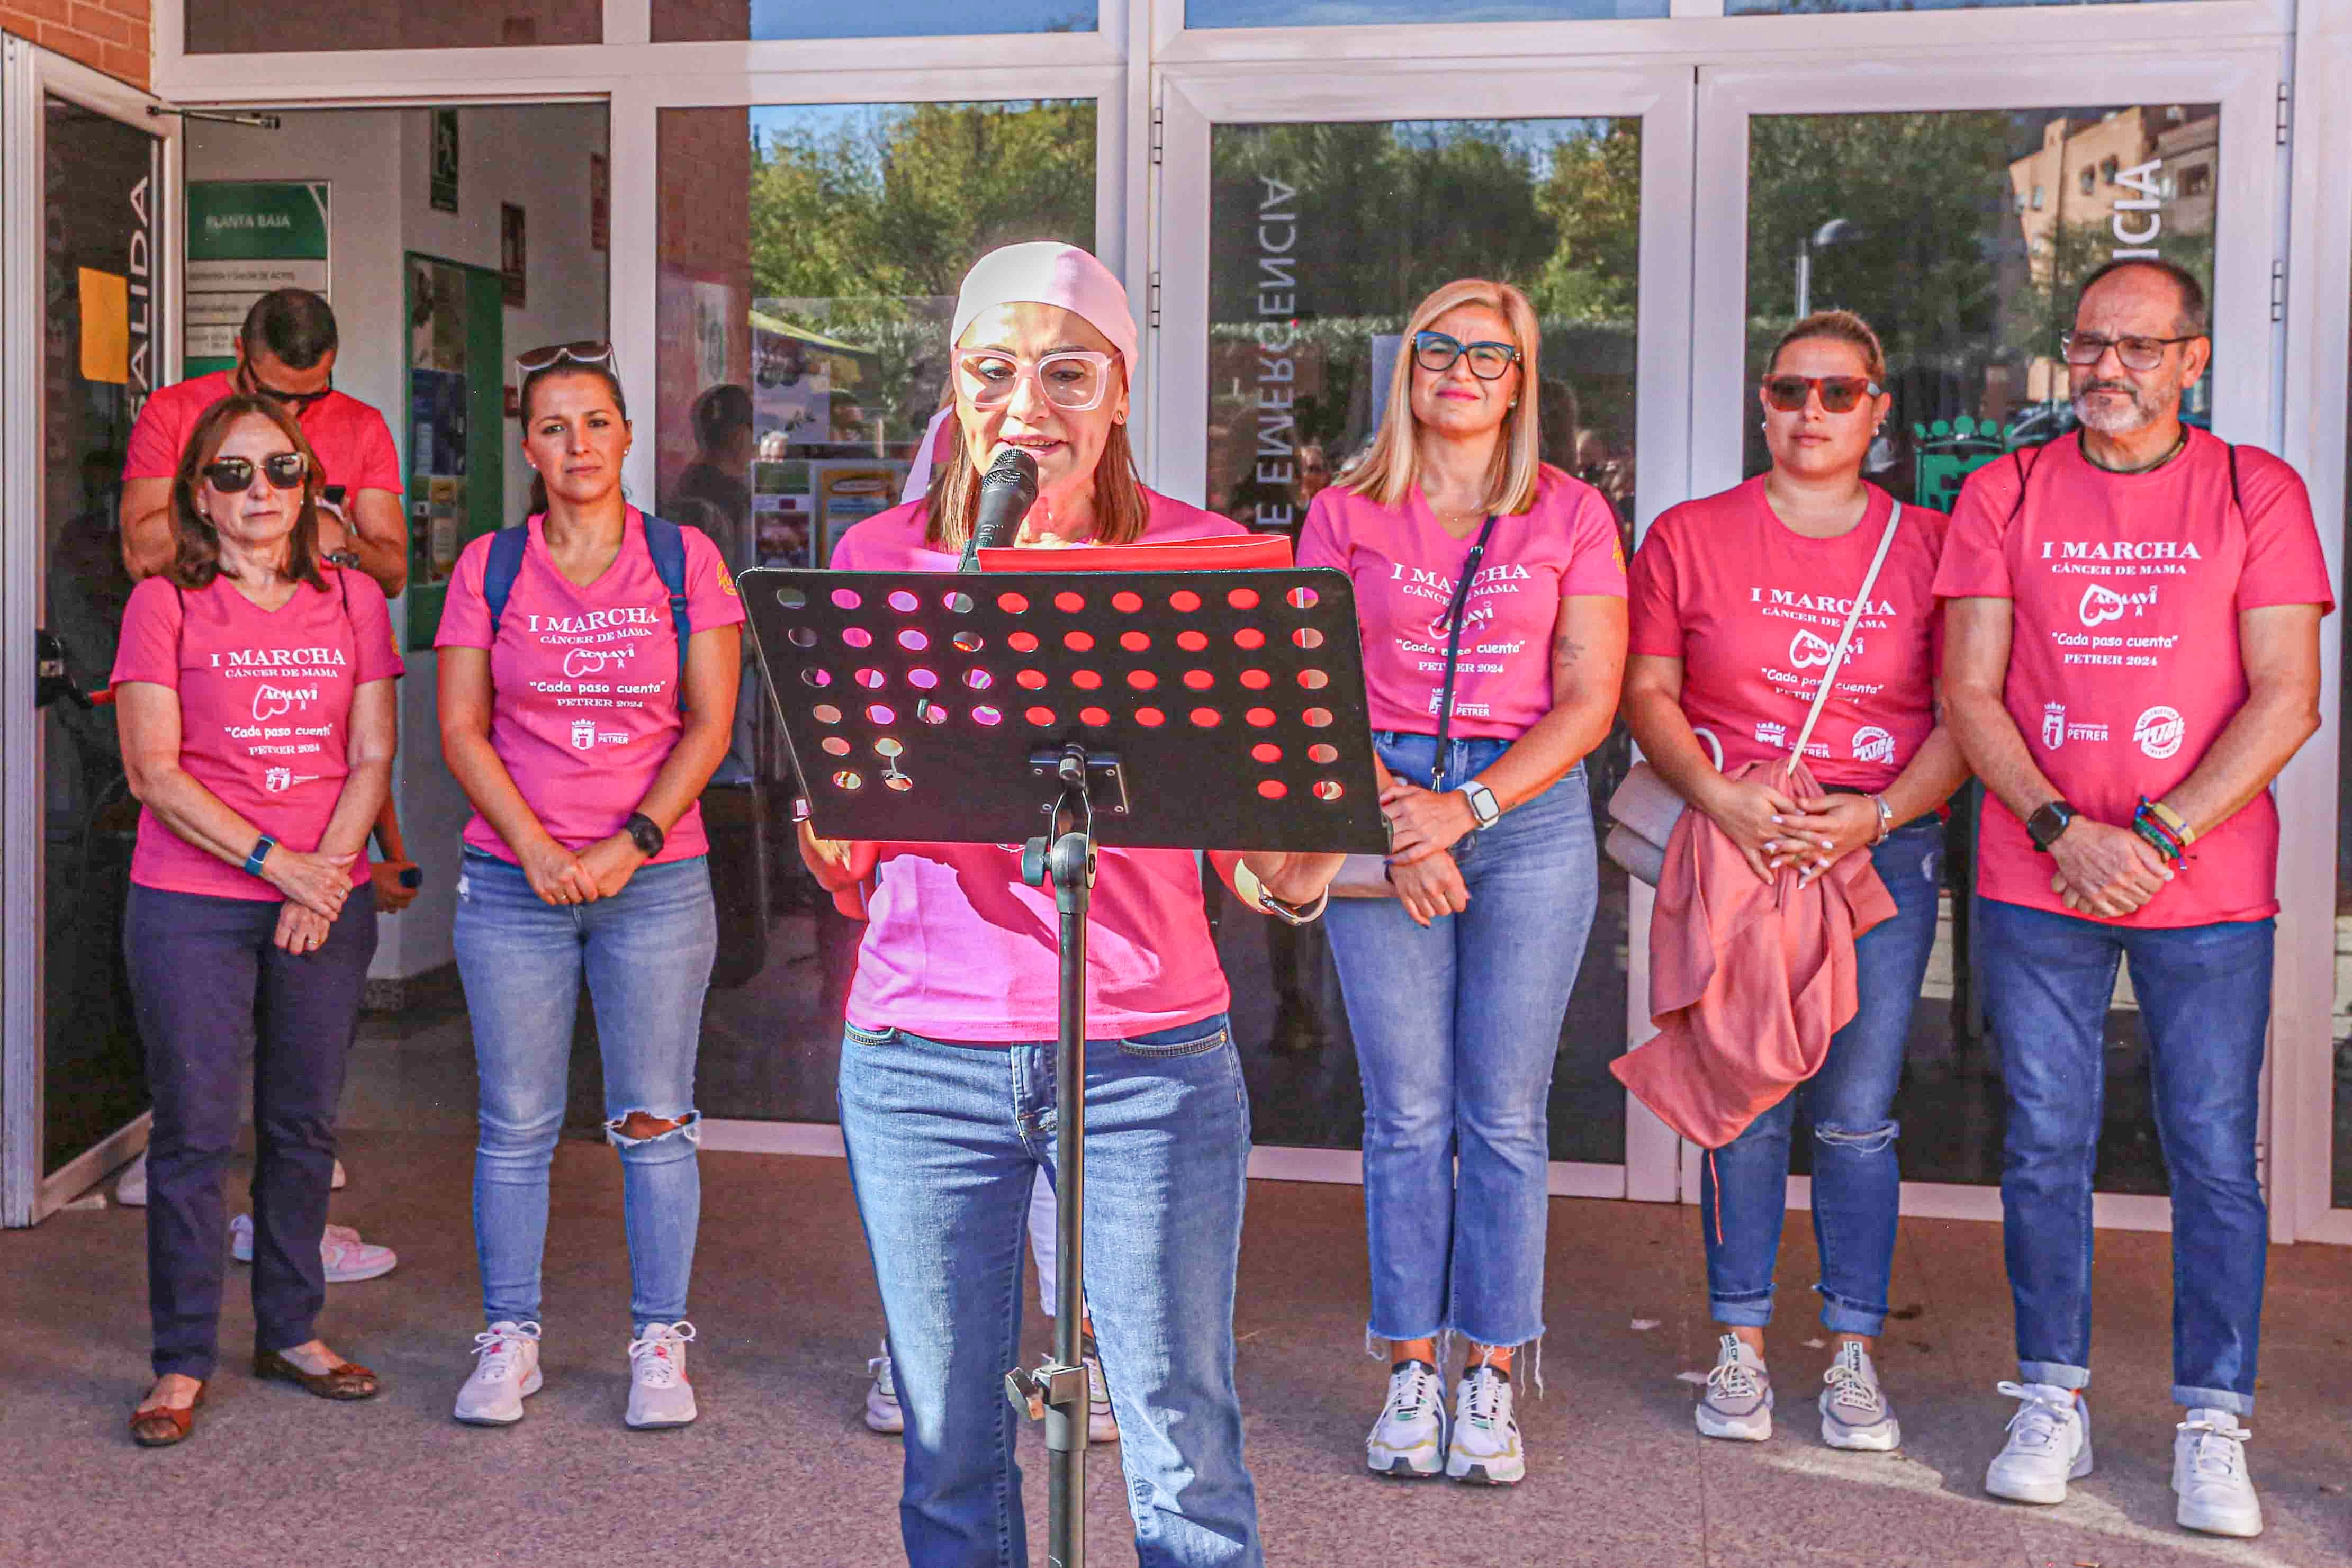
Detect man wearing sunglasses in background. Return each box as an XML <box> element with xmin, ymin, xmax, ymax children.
<box><xmin>121</xmin><ymin>287</ymin><xmax>408</xmax><ymax>598</ymax></box>
<box><xmin>1938</xmin><ymin>258</ymin><xmax>2330</xmax><ymax>1539</ymax></box>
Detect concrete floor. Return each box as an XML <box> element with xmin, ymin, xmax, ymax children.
<box><xmin>3</xmin><ymin>1131</ymin><xmax>2349</xmax><ymax>1568</ymax></box>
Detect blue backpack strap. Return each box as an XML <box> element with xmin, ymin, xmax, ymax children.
<box><xmin>482</xmin><ymin>524</ymin><xmax>530</xmax><ymax>642</ymax></box>
<box><xmin>639</xmin><ymin>512</ymin><xmax>691</xmax><ymax>683</ymax></box>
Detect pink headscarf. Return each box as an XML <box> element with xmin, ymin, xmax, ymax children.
<box><xmin>949</xmin><ymin>241</ymin><xmax>1138</xmax><ymax>370</ymax></box>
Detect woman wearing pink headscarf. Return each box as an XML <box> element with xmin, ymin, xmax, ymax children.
<box><xmin>804</xmin><ymin>242</ymin><xmax>1341</xmax><ymax>1568</ymax></box>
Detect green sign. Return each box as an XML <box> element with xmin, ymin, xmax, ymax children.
<box><xmin>185</xmin><ymin>181</ymin><xmax>329</xmax><ymax>375</ymax></box>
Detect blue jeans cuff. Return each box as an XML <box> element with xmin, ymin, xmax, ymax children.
<box><xmin>1710</xmin><ymin>1292</ymin><xmax>1773</xmax><ymax>1329</ymax></box>
<box><xmin>2175</xmin><ymin>1383</ymin><xmax>2253</xmax><ymax>1417</ymax></box>
<box><xmin>1816</xmin><ymin>1290</ymin><xmax>1886</xmax><ymax>1337</ymax></box>
<box><xmin>2017</xmin><ymin>1359</ymin><xmax>2090</xmax><ymax>1391</ymax></box>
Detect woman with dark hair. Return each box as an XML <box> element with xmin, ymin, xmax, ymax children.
<box><xmin>436</xmin><ymin>345</ymin><xmax>744</xmax><ymax>1430</ymax></box>
<box><xmin>114</xmin><ymin>394</ymin><xmax>402</xmax><ymax>1445</ymax></box>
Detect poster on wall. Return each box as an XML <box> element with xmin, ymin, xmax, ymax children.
<box><xmin>809</xmin><ymin>462</ymin><xmax>902</xmax><ymax>564</ymax></box>
<box><xmin>403</xmin><ymin>253</ymin><xmax>506</xmax><ymax>648</ymax></box>
<box><xmin>184</xmin><ymin>181</ymin><xmax>329</xmax><ymax>376</ymax></box>
<box><xmin>500</xmin><ymin>204</ymin><xmax>527</xmax><ymax>307</ymax></box>
<box><xmin>431</xmin><ymin>110</ymin><xmax>461</xmax><ymax>213</ymax></box>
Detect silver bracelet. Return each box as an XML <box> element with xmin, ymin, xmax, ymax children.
<box><xmin>1870</xmin><ymin>794</ymin><xmax>1894</xmax><ymax>845</ymax></box>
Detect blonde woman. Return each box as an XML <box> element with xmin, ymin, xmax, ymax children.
<box><xmin>1297</xmin><ymin>279</ymin><xmax>1627</xmax><ymax>1485</ymax></box>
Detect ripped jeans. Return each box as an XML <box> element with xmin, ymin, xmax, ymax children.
<box><xmin>1698</xmin><ymin>816</ymin><xmax>1942</xmax><ymax>1336</ymax></box>
<box><xmin>455</xmin><ymin>848</ymin><xmax>716</xmax><ymax>1332</ymax></box>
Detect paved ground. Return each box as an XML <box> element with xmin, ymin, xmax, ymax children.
<box><xmin>4</xmin><ymin>1131</ymin><xmax>2347</xmax><ymax>1568</ymax></box>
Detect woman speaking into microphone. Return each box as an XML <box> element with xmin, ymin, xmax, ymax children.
<box><xmin>805</xmin><ymin>241</ymin><xmax>1342</xmax><ymax>1568</ymax></box>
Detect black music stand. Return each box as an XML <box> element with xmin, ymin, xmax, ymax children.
<box><xmin>741</xmin><ymin>565</ymin><xmax>1385</xmax><ymax>1568</ymax></box>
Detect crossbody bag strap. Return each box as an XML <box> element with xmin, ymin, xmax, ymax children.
<box><xmin>1428</xmin><ymin>512</ymin><xmax>1501</xmax><ymax>789</ymax></box>
<box><xmin>1790</xmin><ymin>502</ymin><xmax>1902</xmax><ymax>761</ymax></box>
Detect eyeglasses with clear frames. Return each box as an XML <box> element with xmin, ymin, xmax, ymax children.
<box><xmin>953</xmin><ymin>348</ymin><xmax>1116</xmax><ymax>413</ymax></box>
<box><xmin>2059</xmin><ymin>330</ymin><xmax>2204</xmax><ymax>372</ymax></box>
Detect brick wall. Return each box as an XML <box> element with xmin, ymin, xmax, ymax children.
<box><xmin>3</xmin><ymin>0</ymin><xmax>151</xmax><ymax>88</ymax></box>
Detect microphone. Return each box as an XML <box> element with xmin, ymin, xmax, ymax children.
<box><xmin>960</xmin><ymin>446</ymin><xmax>1039</xmax><ymax>572</ymax></box>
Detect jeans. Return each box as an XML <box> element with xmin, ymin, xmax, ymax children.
<box><xmin>838</xmin><ymin>1015</ymin><xmax>1259</xmax><ymax>1568</ymax></box>
<box><xmin>1698</xmin><ymin>817</ymin><xmax>1943</xmax><ymax>1335</ymax></box>
<box><xmin>1978</xmin><ymin>897</ymin><xmax>2272</xmax><ymax>1414</ymax></box>
<box><xmin>1323</xmin><ymin>733</ymin><xmax>1598</xmax><ymax>1350</ymax></box>
<box><xmin>454</xmin><ymin>849</ymin><xmax>716</xmax><ymax>1331</ymax></box>
<box><xmin>125</xmin><ymin>882</ymin><xmax>377</xmax><ymax>1380</ymax></box>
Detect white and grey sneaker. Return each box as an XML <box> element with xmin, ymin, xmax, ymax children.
<box><xmin>115</xmin><ymin>1151</ymin><xmax>148</xmax><ymax>1207</ymax></box>
<box><xmin>1366</xmin><ymin>1359</ymin><xmax>1448</xmax><ymax>1477</ymax></box>
<box><xmin>2173</xmin><ymin>1408</ymin><xmax>2262</xmax><ymax>1538</ymax></box>
<box><xmin>230</xmin><ymin>1214</ymin><xmax>398</xmax><ymax>1284</ymax></box>
<box><xmin>1446</xmin><ymin>1364</ymin><xmax>1525</xmax><ymax>1485</ymax></box>
<box><xmin>864</xmin><ymin>1341</ymin><xmax>904</xmax><ymax>1434</ymax></box>
<box><xmin>1084</xmin><ymin>1348</ymin><xmax>1119</xmax><ymax>1445</ymax></box>
<box><xmin>1985</xmin><ymin>1381</ymin><xmax>2092</xmax><ymax>1504</ymax></box>
<box><xmin>626</xmin><ymin>1321</ymin><xmax>698</xmax><ymax>1430</ymax></box>
<box><xmin>1818</xmin><ymin>1341</ymin><xmax>1900</xmax><ymax>1451</ymax></box>
<box><xmin>1696</xmin><ymin>1333</ymin><xmax>1773</xmax><ymax>1441</ymax></box>
<box><xmin>454</xmin><ymin>1320</ymin><xmax>543</xmax><ymax>1425</ymax></box>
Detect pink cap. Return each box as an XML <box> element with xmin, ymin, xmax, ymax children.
<box><xmin>950</xmin><ymin>242</ymin><xmax>1138</xmax><ymax>370</ymax></box>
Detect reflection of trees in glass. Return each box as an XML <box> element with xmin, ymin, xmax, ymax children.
<box><xmin>2002</xmin><ymin>218</ymin><xmax>2216</xmax><ymax>365</ymax></box>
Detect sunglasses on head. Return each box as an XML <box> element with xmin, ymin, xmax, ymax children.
<box><xmin>516</xmin><ymin>339</ymin><xmax>618</xmax><ymax>383</ymax></box>
<box><xmin>239</xmin><ymin>367</ymin><xmax>334</xmax><ymax>412</ymax></box>
<box><xmin>1761</xmin><ymin>374</ymin><xmax>1884</xmax><ymax>414</ymax></box>
<box><xmin>201</xmin><ymin>452</ymin><xmax>309</xmax><ymax>495</ymax></box>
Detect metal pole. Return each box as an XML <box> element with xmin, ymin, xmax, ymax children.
<box><xmin>1795</xmin><ymin>242</ymin><xmax>1811</xmax><ymax>320</ymax></box>
<box><xmin>1044</xmin><ymin>820</ymin><xmax>1093</xmax><ymax>1568</ymax></box>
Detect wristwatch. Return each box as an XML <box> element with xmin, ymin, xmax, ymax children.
<box><xmin>624</xmin><ymin>812</ymin><xmax>665</xmax><ymax>858</ymax></box>
<box><xmin>1231</xmin><ymin>859</ymin><xmax>1328</xmax><ymax>927</ymax></box>
<box><xmin>2025</xmin><ymin>799</ymin><xmax>2076</xmax><ymax>852</ymax></box>
<box><xmin>1458</xmin><ymin>781</ymin><xmax>1502</xmax><ymax>831</ymax></box>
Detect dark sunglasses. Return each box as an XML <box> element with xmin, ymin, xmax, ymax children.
<box><xmin>201</xmin><ymin>452</ymin><xmax>309</xmax><ymax>495</ymax></box>
<box><xmin>241</xmin><ymin>372</ymin><xmax>334</xmax><ymax>412</ymax></box>
<box><xmin>516</xmin><ymin>339</ymin><xmax>618</xmax><ymax>382</ymax></box>
<box><xmin>1762</xmin><ymin>374</ymin><xmax>1884</xmax><ymax>414</ymax></box>
<box><xmin>1413</xmin><ymin>330</ymin><xmax>1520</xmax><ymax>380</ymax></box>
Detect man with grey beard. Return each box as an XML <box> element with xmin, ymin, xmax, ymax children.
<box><xmin>1935</xmin><ymin>258</ymin><xmax>2329</xmax><ymax>1539</ymax></box>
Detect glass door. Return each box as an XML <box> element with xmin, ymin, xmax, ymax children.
<box><xmin>1691</xmin><ymin>49</ymin><xmax>2286</xmax><ymax>1223</ymax></box>
<box><xmin>1156</xmin><ymin>63</ymin><xmax>1696</xmax><ymax>1198</ymax></box>
<box><xmin>1</xmin><ymin>38</ymin><xmax>179</xmax><ymax>1224</ymax></box>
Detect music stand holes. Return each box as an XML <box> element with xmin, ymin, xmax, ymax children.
<box><xmin>821</xmin><ymin>736</ymin><xmax>851</xmax><ymax>757</ymax></box>
<box><xmin>1016</xmin><ymin>670</ymin><xmax>1048</xmax><ymax>690</ymax></box>
<box><xmin>1134</xmin><ymin>707</ymin><xmax>1166</xmax><ymax>727</ymax></box>
<box><xmin>1292</xmin><ymin>627</ymin><xmax>1325</xmax><ymax>650</ymax></box>
<box><xmin>831</xmin><ymin>588</ymin><xmax>863</xmax><ymax>610</ymax></box>
<box><xmin>813</xmin><ymin>704</ymin><xmax>842</xmax><ymax>725</ymax></box>
<box><xmin>1119</xmin><ymin>630</ymin><xmax>1151</xmax><ymax>653</ymax></box>
<box><xmin>1297</xmin><ymin>669</ymin><xmax>1330</xmax><ymax>690</ymax></box>
<box><xmin>842</xmin><ymin>628</ymin><xmax>875</xmax><ymax>649</ymax></box>
<box><xmin>1189</xmin><ymin>707</ymin><xmax>1222</xmax><ymax>728</ymax></box>
<box><xmin>832</xmin><ymin>770</ymin><xmax>863</xmax><ymax>791</ymax></box>
<box><xmin>1112</xmin><ymin>591</ymin><xmax>1143</xmax><ymax>612</ymax></box>
<box><xmin>800</xmin><ymin>667</ymin><xmax>832</xmax><ymax>688</ymax></box>
<box><xmin>1239</xmin><ymin>669</ymin><xmax>1271</xmax><ymax>690</ymax></box>
<box><xmin>1287</xmin><ymin>585</ymin><xmax>1320</xmax><ymax>610</ymax></box>
<box><xmin>1008</xmin><ymin>631</ymin><xmax>1041</xmax><ymax>653</ymax></box>
<box><xmin>1170</xmin><ymin>590</ymin><xmax>1201</xmax><ymax>612</ymax></box>
<box><xmin>1314</xmin><ymin>779</ymin><xmax>1344</xmax><ymax>801</ymax></box>
<box><xmin>972</xmin><ymin>706</ymin><xmax>1003</xmax><ymax>727</ymax></box>
<box><xmin>788</xmin><ymin>626</ymin><xmax>819</xmax><ymax>650</ymax></box>
<box><xmin>1024</xmin><ymin>706</ymin><xmax>1057</xmax><ymax>727</ymax></box>
<box><xmin>1176</xmin><ymin>630</ymin><xmax>1209</xmax><ymax>652</ymax></box>
<box><xmin>918</xmin><ymin>702</ymin><xmax>949</xmax><ymax>726</ymax></box>
<box><xmin>1257</xmin><ymin>779</ymin><xmax>1288</xmax><ymax>800</ymax></box>
<box><xmin>943</xmin><ymin>591</ymin><xmax>976</xmax><ymax>615</ymax></box>
<box><xmin>1245</xmin><ymin>707</ymin><xmax>1277</xmax><ymax>728</ymax></box>
<box><xmin>1302</xmin><ymin>707</ymin><xmax>1334</xmax><ymax>728</ymax></box>
<box><xmin>1127</xmin><ymin>670</ymin><xmax>1159</xmax><ymax>691</ymax></box>
<box><xmin>867</xmin><ymin>704</ymin><xmax>897</xmax><ymax>725</ymax></box>
<box><xmin>1063</xmin><ymin>630</ymin><xmax>1096</xmax><ymax>653</ymax></box>
<box><xmin>962</xmin><ymin>669</ymin><xmax>995</xmax><ymax>692</ymax></box>
<box><xmin>898</xmin><ymin>628</ymin><xmax>930</xmax><ymax>652</ymax></box>
<box><xmin>855</xmin><ymin>668</ymin><xmax>887</xmax><ymax>689</ymax></box>
<box><xmin>1079</xmin><ymin>706</ymin><xmax>1110</xmax><ymax>726</ymax></box>
<box><xmin>885</xmin><ymin>773</ymin><xmax>913</xmax><ymax>792</ymax></box>
<box><xmin>1183</xmin><ymin>670</ymin><xmax>1214</xmax><ymax>691</ymax></box>
<box><xmin>1227</xmin><ymin>588</ymin><xmax>1260</xmax><ymax>610</ymax></box>
<box><xmin>777</xmin><ymin>585</ymin><xmax>807</xmax><ymax>609</ymax></box>
<box><xmin>1233</xmin><ymin>628</ymin><xmax>1266</xmax><ymax>651</ymax></box>
<box><xmin>997</xmin><ymin>592</ymin><xmax>1030</xmax><ymax>614</ymax></box>
<box><xmin>1308</xmin><ymin>743</ymin><xmax>1339</xmax><ymax>765</ymax></box>
<box><xmin>951</xmin><ymin>630</ymin><xmax>985</xmax><ymax>654</ymax></box>
<box><xmin>908</xmin><ymin>668</ymin><xmax>940</xmax><ymax>690</ymax></box>
<box><xmin>888</xmin><ymin>590</ymin><xmax>921</xmax><ymax>614</ymax></box>
<box><xmin>1071</xmin><ymin>670</ymin><xmax>1103</xmax><ymax>691</ymax></box>
<box><xmin>1053</xmin><ymin>591</ymin><xmax>1085</xmax><ymax>614</ymax></box>
<box><xmin>875</xmin><ymin>738</ymin><xmax>905</xmax><ymax>758</ymax></box>
<box><xmin>1252</xmin><ymin>743</ymin><xmax>1282</xmax><ymax>764</ymax></box>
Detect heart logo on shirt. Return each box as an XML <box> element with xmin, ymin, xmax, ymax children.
<box><xmin>1788</xmin><ymin>629</ymin><xmax>1838</xmax><ymax>669</ymax></box>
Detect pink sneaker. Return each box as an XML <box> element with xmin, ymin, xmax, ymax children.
<box><xmin>230</xmin><ymin>1214</ymin><xmax>398</xmax><ymax>1283</ymax></box>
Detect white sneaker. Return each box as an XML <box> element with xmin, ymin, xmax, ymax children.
<box><xmin>115</xmin><ymin>1151</ymin><xmax>147</xmax><ymax>1206</ymax></box>
<box><xmin>331</xmin><ymin>1158</ymin><xmax>347</xmax><ymax>1189</ymax></box>
<box><xmin>229</xmin><ymin>1214</ymin><xmax>398</xmax><ymax>1284</ymax></box>
<box><xmin>2173</xmin><ymin>1408</ymin><xmax>2262</xmax><ymax>1538</ymax></box>
<box><xmin>1445</xmin><ymin>1364</ymin><xmax>1525</xmax><ymax>1485</ymax></box>
<box><xmin>1818</xmin><ymin>1341</ymin><xmax>1901</xmax><ymax>1452</ymax></box>
<box><xmin>627</xmin><ymin>1321</ymin><xmax>698</xmax><ymax>1429</ymax></box>
<box><xmin>1084</xmin><ymin>1348</ymin><xmax>1119</xmax><ymax>1445</ymax></box>
<box><xmin>864</xmin><ymin>1341</ymin><xmax>903</xmax><ymax>1434</ymax></box>
<box><xmin>1366</xmin><ymin>1359</ymin><xmax>1448</xmax><ymax>1477</ymax></box>
<box><xmin>454</xmin><ymin>1321</ymin><xmax>543</xmax><ymax>1425</ymax></box>
<box><xmin>1697</xmin><ymin>1333</ymin><xmax>1773</xmax><ymax>1441</ymax></box>
<box><xmin>1985</xmin><ymin>1381</ymin><xmax>2093</xmax><ymax>1504</ymax></box>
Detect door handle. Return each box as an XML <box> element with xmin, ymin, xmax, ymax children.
<box><xmin>35</xmin><ymin>628</ymin><xmax>96</xmax><ymax>710</ymax></box>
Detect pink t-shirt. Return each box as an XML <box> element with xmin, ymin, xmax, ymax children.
<box><xmin>1296</xmin><ymin>465</ymin><xmax>1627</xmax><ymax>739</ymax></box>
<box><xmin>1934</xmin><ymin>431</ymin><xmax>2332</xmax><ymax>927</ymax></box>
<box><xmin>1628</xmin><ymin>479</ymin><xmax>1946</xmax><ymax>794</ymax></box>
<box><xmin>436</xmin><ymin>509</ymin><xmax>747</xmax><ymax>863</ymax></box>
<box><xmin>112</xmin><ymin>568</ymin><xmax>403</xmax><ymax>900</ymax></box>
<box><xmin>123</xmin><ymin>371</ymin><xmax>403</xmax><ymax>498</ymax></box>
<box><xmin>829</xmin><ymin>491</ymin><xmax>1243</xmax><ymax>1041</ymax></box>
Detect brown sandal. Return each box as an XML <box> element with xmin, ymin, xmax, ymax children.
<box><xmin>130</xmin><ymin>1383</ymin><xmax>206</xmax><ymax>1447</ymax></box>
<box><xmin>254</xmin><ymin>1349</ymin><xmax>381</xmax><ymax>1401</ymax></box>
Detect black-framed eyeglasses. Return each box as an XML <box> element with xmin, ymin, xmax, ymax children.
<box><xmin>2059</xmin><ymin>330</ymin><xmax>2205</xmax><ymax>372</ymax></box>
<box><xmin>1412</xmin><ymin>330</ymin><xmax>1520</xmax><ymax>380</ymax></box>
<box><xmin>516</xmin><ymin>339</ymin><xmax>618</xmax><ymax>383</ymax></box>
<box><xmin>201</xmin><ymin>452</ymin><xmax>309</xmax><ymax>495</ymax></box>
<box><xmin>238</xmin><ymin>364</ymin><xmax>334</xmax><ymax>412</ymax></box>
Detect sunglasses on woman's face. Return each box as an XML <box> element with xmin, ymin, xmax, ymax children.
<box><xmin>1761</xmin><ymin>374</ymin><xmax>1883</xmax><ymax>414</ymax></box>
<box><xmin>1413</xmin><ymin>331</ymin><xmax>1520</xmax><ymax>380</ymax></box>
<box><xmin>201</xmin><ymin>452</ymin><xmax>309</xmax><ymax>495</ymax></box>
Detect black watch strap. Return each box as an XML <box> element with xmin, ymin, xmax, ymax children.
<box><xmin>2026</xmin><ymin>799</ymin><xmax>2075</xmax><ymax>852</ymax></box>
<box><xmin>625</xmin><ymin>812</ymin><xmax>665</xmax><ymax>858</ymax></box>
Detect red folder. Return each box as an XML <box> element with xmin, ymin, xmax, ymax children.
<box><xmin>976</xmin><ymin>533</ymin><xmax>1294</xmax><ymax>572</ymax></box>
